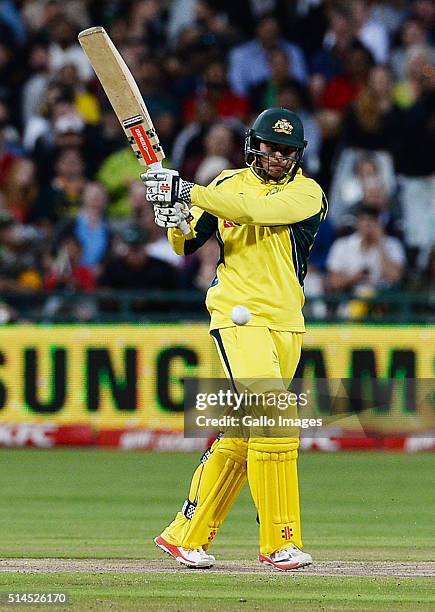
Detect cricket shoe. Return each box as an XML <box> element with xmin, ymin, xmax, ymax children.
<box><xmin>154</xmin><ymin>535</ymin><xmax>215</xmax><ymax>568</ymax></box>
<box><xmin>259</xmin><ymin>545</ymin><xmax>313</xmax><ymax>570</ymax></box>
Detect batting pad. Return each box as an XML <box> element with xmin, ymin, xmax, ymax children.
<box><xmin>247</xmin><ymin>437</ymin><xmax>302</xmax><ymax>554</ymax></box>
<box><xmin>161</xmin><ymin>437</ymin><xmax>247</xmax><ymax>550</ymax></box>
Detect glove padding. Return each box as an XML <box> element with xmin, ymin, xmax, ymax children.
<box><xmin>141</xmin><ymin>169</ymin><xmax>195</xmax><ymax>205</ymax></box>
<box><xmin>154</xmin><ymin>202</ymin><xmax>193</xmax><ymax>229</ymax></box>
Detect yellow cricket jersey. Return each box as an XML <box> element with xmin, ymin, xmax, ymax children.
<box><xmin>168</xmin><ymin>167</ymin><xmax>328</xmax><ymax>332</ymax></box>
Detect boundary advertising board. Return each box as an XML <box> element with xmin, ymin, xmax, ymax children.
<box><xmin>0</xmin><ymin>324</ymin><xmax>433</xmax><ymax>451</ymax></box>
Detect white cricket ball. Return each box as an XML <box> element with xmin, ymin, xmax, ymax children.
<box><xmin>231</xmin><ymin>305</ymin><xmax>252</xmax><ymax>326</ymax></box>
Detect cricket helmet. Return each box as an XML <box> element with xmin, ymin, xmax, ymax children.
<box><xmin>245</xmin><ymin>107</ymin><xmax>307</xmax><ymax>182</ymax></box>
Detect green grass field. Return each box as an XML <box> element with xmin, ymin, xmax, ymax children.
<box><xmin>0</xmin><ymin>449</ymin><xmax>433</xmax><ymax>610</ymax></box>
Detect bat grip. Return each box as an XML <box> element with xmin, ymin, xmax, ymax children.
<box><xmin>149</xmin><ymin>162</ymin><xmax>191</xmax><ymax>236</ymax></box>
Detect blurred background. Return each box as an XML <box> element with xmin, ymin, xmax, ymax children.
<box><xmin>0</xmin><ymin>0</ymin><xmax>433</xmax><ymax>450</ymax></box>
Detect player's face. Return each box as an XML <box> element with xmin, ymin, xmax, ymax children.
<box><xmin>259</xmin><ymin>141</ymin><xmax>297</xmax><ymax>179</ymax></box>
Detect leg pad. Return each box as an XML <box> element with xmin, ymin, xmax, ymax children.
<box><xmin>161</xmin><ymin>437</ymin><xmax>247</xmax><ymax>550</ymax></box>
<box><xmin>247</xmin><ymin>437</ymin><xmax>302</xmax><ymax>554</ymax></box>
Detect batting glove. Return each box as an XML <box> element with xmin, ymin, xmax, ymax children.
<box><xmin>154</xmin><ymin>202</ymin><xmax>193</xmax><ymax>230</ymax></box>
<box><xmin>141</xmin><ymin>169</ymin><xmax>195</xmax><ymax>205</ymax></box>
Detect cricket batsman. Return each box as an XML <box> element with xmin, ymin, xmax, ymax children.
<box><xmin>142</xmin><ymin>108</ymin><xmax>328</xmax><ymax>570</ymax></box>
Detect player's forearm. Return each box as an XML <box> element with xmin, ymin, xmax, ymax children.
<box><xmin>167</xmin><ymin>208</ymin><xmax>217</xmax><ymax>256</ymax></box>
<box><xmin>167</xmin><ymin>226</ymin><xmax>194</xmax><ymax>256</ymax></box>
<box><xmin>191</xmin><ymin>184</ymin><xmax>321</xmax><ymax>225</ymax></box>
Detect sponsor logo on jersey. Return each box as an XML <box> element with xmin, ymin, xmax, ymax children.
<box><xmin>273</xmin><ymin>119</ymin><xmax>294</xmax><ymax>135</ymax></box>
<box><xmin>268</xmin><ymin>186</ymin><xmax>283</xmax><ymax>195</ymax></box>
<box><xmin>223</xmin><ymin>219</ymin><xmax>241</xmax><ymax>228</ymax></box>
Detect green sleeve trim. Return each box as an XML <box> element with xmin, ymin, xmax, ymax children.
<box><xmin>184</xmin><ymin>211</ymin><xmax>218</xmax><ymax>255</ymax></box>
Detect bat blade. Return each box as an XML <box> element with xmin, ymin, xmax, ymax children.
<box><xmin>78</xmin><ymin>26</ymin><xmax>164</xmax><ymax>167</ymax></box>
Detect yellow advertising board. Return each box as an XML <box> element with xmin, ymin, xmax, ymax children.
<box><xmin>0</xmin><ymin>324</ymin><xmax>433</xmax><ymax>432</ymax></box>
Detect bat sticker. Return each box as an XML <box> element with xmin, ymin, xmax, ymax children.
<box><xmin>130</xmin><ymin>125</ymin><xmax>159</xmax><ymax>165</ymax></box>
<box><xmin>123</xmin><ymin>115</ymin><xmax>145</xmax><ymax>129</ymax></box>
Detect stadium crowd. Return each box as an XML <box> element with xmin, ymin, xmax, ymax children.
<box><xmin>0</xmin><ymin>0</ymin><xmax>434</xmax><ymax>321</ymax></box>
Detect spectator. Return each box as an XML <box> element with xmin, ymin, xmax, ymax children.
<box><xmin>351</xmin><ymin>0</ymin><xmax>390</xmax><ymax>64</ymax></box>
<box><xmin>43</xmin><ymin>234</ymin><xmax>96</xmax><ymax>321</ymax></box>
<box><xmin>0</xmin><ymin>105</ymin><xmax>20</xmax><ymax>190</ymax></box>
<box><xmin>23</xmin><ymin>81</ymin><xmax>66</xmax><ymax>153</ymax></box>
<box><xmin>370</xmin><ymin>0</ymin><xmax>408</xmax><ymax>38</ymax></box>
<box><xmin>327</xmin><ymin>206</ymin><xmax>405</xmax><ymax>295</ymax></box>
<box><xmin>31</xmin><ymin>100</ymin><xmax>90</xmax><ymax>184</ymax></box>
<box><xmin>228</xmin><ymin>15</ymin><xmax>308</xmax><ymax>95</ymax></box>
<box><xmin>329</xmin><ymin>151</ymin><xmax>397</xmax><ymax>227</ymax></box>
<box><xmin>110</xmin><ymin>180</ymin><xmax>150</xmax><ymax>236</ymax></box>
<box><xmin>195</xmin><ymin>155</ymin><xmax>231</xmax><ymax>186</ymax></box>
<box><xmin>2</xmin><ymin>157</ymin><xmax>39</xmax><ymax>222</ymax></box>
<box><xmin>96</xmin><ymin>148</ymin><xmax>142</xmax><ymax>218</ymax></box>
<box><xmin>182</xmin><ymin>122</ymin><xmax>239</xmax><ymax>182</ymax></box>
<box><xmin>249</xmin><ymin>48</ymin><xmax>299</xmax><ymax>112</ymax></box>
<box><xmin>45</xmin><ymin>235</ymin><xmax>95</xmax><ymax>292</ymax></box>
<box><xmin>171</xmin><ymin>98</ymin><xmax>218</xmax><ymax>170</ymax></box>
<box><xmin>0</xmin><ymin>0</ymin><xmax>26</xmax><ymax>46</ymax></box>
<box><xmin>391</xmin><ymin>46</ymin><xmax>435</xmax><ymax>171</ymax></box>
<box><xmin>21</xmin><ymin>0</ymin><xmax>90</xmax><ymax>33</ymax></box>
<box><xmin>168</xmin><ymin>0</ymin><xmax>257</xmax><ymax>45</ymax></box>
<box><xmin>54</xmin><ymin>63</ymin><xmax>101</xmax><ymax>125</ymax></box>
<box><xmin>126</xmin><ymin>0</ymin><xmax>167</xmax><ymax>50</ymax></box>
<box><xmin>31</xmin><ymin>147</ymin><xmax>87</xmax><ymax>226</ymax></box>
<box><xmin>393</xmin><ymin>44</ymin><xmax>435</xmax><ymax>109</ymax></box>
<box><xmin>144</xmin><ymin>207</ymin><xmax>184</xmax><ymax>270</ymax></box>
<box><xmin>53</xmin><ymin>182</ymin><xmax>111</xmax><ymax>272</ymax></box>
<box><xmin>342</xmin><ymin>65</ymin><xmax>398</xmax><ymax>151</ymax></box>
<box><xmin>100</xmin><ymin>225</ymin><xmax>178</xmax><ymax>291</ymax></box>
<box><xmin>0</xmin><ymin>211</ymin><xmax>43</xmax><ymax>293</ymax></box>
<box><xmin>0</xmin><ymin>98</ymin><xmax>20</xmax><ymax>147</ymax></box>
<box><xmin>21</xmin><ymin>40</ymin><xmax>51</xmax><ymax>125</ymax></box>
<box><xmin>390</xmin><ymin>45</ymin><xmax>435</xmax><ymax>264</ymax></box>
<box><xmin>340</xmin><ymin>179</ymin><xmax>403</xmax><ymax>241</ymax></box>
<box><xmin>0</xmin><ymin>36</ymin><xmax>22</xmax><ymax>121</ymax></box>
<box><xmin>135</xmin><ymin>59</ymin><xmax>179</xmax><ymax>122</ymax></box>
<box><xmin>47</xmin><ymin>18</ymin><xmax>93</xmax><ymax>81</ymax></box>
<box><xmin>310</xmin><ymin>4</ymin><xmax>358</xmax><ymax>81</ymax></box>
<box><xmin>112</xmin><ymin>181</ymin><xmax>183</xmax><ymax>269</ymax></box>
<box><xmin>168</xmin><ymin>0</ymin><xmax>201</xmax><ymax>45</ymax></box>
<box><xmin>171</xmin><ymin>21</ymin><xmax>222</xmax><ymax>84</ymax></box>
<box><xmin>412</xmin><ymin>0</ymin><xmax>435</xmax><ymax>44</ymax></box>
<box><xmin>390</xmin><ymin>16</ymin><xmax>434</xmax><ymax>80</ymax></box>
<box><xmin>172</xmin><ymin>97</ymin><xmax>245</xmax><ymax>174</ymax></box>
<box><xmin>178</xmin><ymin>0</ymin><xmax>239</xmax><ymax>51</ymax></box>
<box><xmin>183</xmin><ymin>60</ymin><xmax>249</xmax><ymax>124</ymax></box>
<box><xmin>321</xmin><ymin>43</ymin><xmax>374</xmax><ymax>112</ymax></box>
<box><xmin>279</xmin><ymin>0</ymin><xmax>329</xmax><ymax>58</ymax></box>
<box><xmin>0</xmin><ymin>211</ymin><xmax>20</xmax><ymax>292</ymax></box>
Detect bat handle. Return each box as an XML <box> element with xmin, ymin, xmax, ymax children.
<box><xmin>149</xmin><ymin>162</ymin><xmax>191</xmax><ymax>236</ymax></box>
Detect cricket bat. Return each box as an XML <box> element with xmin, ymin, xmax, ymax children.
<box><xmin>78</xmin><ymin>26</ymin><xmax>189</xmax><ymax>234</ymax></box>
